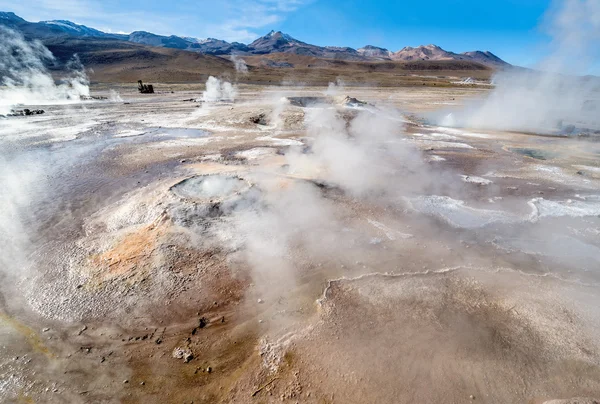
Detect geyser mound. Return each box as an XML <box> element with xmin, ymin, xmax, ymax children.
<box><xmin>170</xmin><ymin>174</ymin><xmax>250</xmax><ymax>202</ymax></box>
<box><xmin>168</xmin><ymin>174</ymin><xmax>257</xmax><ymax>226</ymax></box>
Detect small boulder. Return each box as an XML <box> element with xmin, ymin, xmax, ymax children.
<box><xmin>172</xmin><ymin>347</ymin><xmax>194</xmax><ymax>363</ymax></box>
<box><xmin>250</xmin><ymin>113</ymin><xmax>268</xmax><ymax>125</ymax></box>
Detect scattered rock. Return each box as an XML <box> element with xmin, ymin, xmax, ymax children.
<box><xmin>172</xmin><ymin>347</ymin><xmax>194</xmax><ymax>363</ymax></box>
<box><xmin>461</xmin><ymin>175</ymin><xmax>492</xmax><ymax>185</ymax></box>
<box><xmin>81</xmin><ymin>95</ymin><xmax>107</xmax><ymax>101</ymax></box>
<box><xmin>7</xmin><ymin>108</ymin><xmax>45</xmax><ymax>117</ymax></box>
<box><xmin>341</xmin><ymin>95</ymin><xmax>367</xmax><ymax>107</ymax></box>
<box><xmin>286</xmin><ymin>96</ymin><xmax>325</xmax><ymax>107</ymax></box>
<box><xmin>257</xmin><ymin>299</ymin><xmax>264</xmax><ymax>304</ymax></box>
<box><xmin>250</xmin><ymin>113</ymin><xmax>268</xmax><ymax>125</ymax></box>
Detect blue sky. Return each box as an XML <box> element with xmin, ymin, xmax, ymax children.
<box><xmin>0</xmin><ymin>0</ymin><xmax>566</xmax><ymax>66</ymax></box>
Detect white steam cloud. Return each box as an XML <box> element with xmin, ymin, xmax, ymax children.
<box><xmin>0</xmin><ymin>26</ymin><xmax>91</xmax><ymax>115</ymax></box>
<box><xmin>324</xmin><ymin>78</ymin><xmax>346</xmax><ymax>96</ymax></box>
<box><xmin>231</xmin><ymin>54</ymin><xmax>249</xmax><ymax>74</ymax></box>
<box><xmin>438</xmin><ymin>0</ymin><xmax>600</xmax><ymax>134</ymax></box>
<box><xmin>201</xmin><ymin>76</ymin><xmax>237</xmax><ymax>102</ymax></box>
<box><xmin>286</xmin><ymin>105</ymin><xmax>427</xmax><ymax>197</ymax></box>
<box><xmin>0</xmin><ymin>156</ymin><xmax>31</xmax><ymax>275</ymax></box>
<box><xmin>109</xmin><ymin>89</ymin><xmax>123</xmax><ymax>102</ymax></box>
<box><xmin>212</xmin><ymin>101</ymin><xmax>436</xmax><ymax>302</ymax></box>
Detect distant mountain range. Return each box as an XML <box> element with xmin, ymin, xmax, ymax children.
<box><xmin>0</xmin><ymin>11</ymin><xmax>509</xmax><ymax>67</ymax></box>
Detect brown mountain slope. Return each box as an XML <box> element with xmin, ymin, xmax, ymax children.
<box><xmin>44</xmin><ymin>37</ymin><xmax>236</xmax><ymax>83</ymax></box>
<box><xmin>391</xmin><ymin>44</ymin><xmax>457</xmax><ymax>61</ymax></box>
<box><xmin>242</xmin><ymin>53</ymin><xmax>494</xmax><ymax>82</ymax></box>
<box><xmin>43</xmin><ymin>38</ymin><xmax>494</xmax><ymax>85</ymax></box>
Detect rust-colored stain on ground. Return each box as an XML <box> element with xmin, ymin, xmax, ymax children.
<box><xmin>89</xmin><ymin>218</ymin><xmax>167</xmax><ymax>283</ymax></box>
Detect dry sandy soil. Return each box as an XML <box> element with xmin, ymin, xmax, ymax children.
<box><xmin>1</xmin><ymin>83</ymin><xmax>600</xmax><ymax>404</ymax></box>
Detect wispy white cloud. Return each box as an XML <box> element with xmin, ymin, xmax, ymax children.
<box><xmin>0</xmin><ymin>0</ymin><xmax>310</xmax><ymax>42</ymax></box>
<box><xmin>99</xmin><ymin>28</ymin><xmax>129</xmax><ymax>35</ymax></box>
<box><xmin>190</xmin><ymin>0</ymin><xmax>309</xmax><ymax>42</ymax></box>
<box><xmin>261</xmin><ymin>0</ymin><xmax>307</xmax><ymax>12</ymax></box>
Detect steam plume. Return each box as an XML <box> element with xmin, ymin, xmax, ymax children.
<box><xmin>438</xmin><ymin>0</ymin><xmax>600</xmax><ymax>134</ymax></box>
<box><xmin>201</xmin><ymin>76</ymin><xmax>237</xmax><ymax>102</ymax></box>
<box><xmin>0</xmin><ymin>26</ymin><xmax>90</xmax><ymax>115</ymax></box>
<box><xmin>286</xmin><ymin>105</ymin><xmax>427</xmax><ymax>197</ymax></box>
<box><xmin>231</xmin><ymin>54</ymin><xmax>249</xmax><ymax>74</ymax></box>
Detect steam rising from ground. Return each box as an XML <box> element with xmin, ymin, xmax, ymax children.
<box><xmin>286</xmin><ymin>105</ymin><xmax>427</xmax><ymax>197</ymax></box>
<box><xmin>213</xmin><ymin>102</ymin><xmax>436</xmax><ymax>300</ymax></box>
<box><xmin>439</xmin><ymin>0</ymin><xmax>600</xmax><ymax>133</ymax></box>
<box><xmin>231</xmin><ymin>54</ymin><xmax>249</xmax><ymax>74</ymax></box>
<box><xmin>0</xmin><ymin>155</ymin><xmax>37</xmax><ymax>279</ymax></box>
<box><xmin>230</xmin><ymin>180</ymin><xmax>339</xmax><ymax>295</ymax></box>
<box><xmin>201</xmin><ymin>76</ymin><xmax>237</xmax><ymax>102</ymax></box>
<box><xmin>324</xmin><ymin>78</ymin><xmax>346</xmax><ymax>96</ymax></box>
<box><xmin>441</xmin><ymin>71</ymin><xmax>600</xmax><ymax>133</ymax></box>
<box><xmin>0</xmin><ymin>26</ymin><xmax>90</xmax><ymax>115</ymax></box>
<box><xmin>109</xmin><ymin>89</ymin><xmax>123</xmax><ymax>102</ymax></box>
<box><xmin>1</xmin><ymin>3</ymin><xmax>600</xmax><ymax>398</ymax></box>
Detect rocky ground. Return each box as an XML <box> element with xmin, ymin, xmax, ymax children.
<box><xmin>1</xmin><ymin>83</ymin><xmax>599</xmax><ymax>403</ymax></box>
